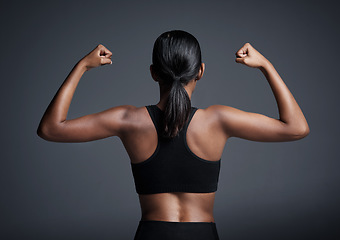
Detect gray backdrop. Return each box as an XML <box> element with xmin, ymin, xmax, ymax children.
<box><xmin>1</xmin><ymin>1</ymin><xmax>339</xmax><ymax>239</ymax></box>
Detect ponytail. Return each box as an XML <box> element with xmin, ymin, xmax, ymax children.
<box><xmin>163</xmin><ymin>75</ymin><xmax>191</xmax><ymax>138</ymax></box>
<box><xmin>152</xmin><ymin>30</ymin><xmax>202</xmax><ymax>139</ymax></box>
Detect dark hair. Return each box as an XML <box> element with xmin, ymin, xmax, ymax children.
<box><xmin>152</xmin><ymin>30</ymin><xmax>202</xmax><ymax>139</ymax></box>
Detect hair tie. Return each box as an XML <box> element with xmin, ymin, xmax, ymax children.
<box><xmin>173</xmin><ymin>76</ymin><xmax>181</xmax><ymax>82</ymax></box>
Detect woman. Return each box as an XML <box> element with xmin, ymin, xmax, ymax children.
<box><xmin>37</xmin><ymin>30</ymin><xmax>310</xmax><ymax>240</ymax></box>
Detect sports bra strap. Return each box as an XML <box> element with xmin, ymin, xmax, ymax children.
<box><xmin>145</xmin><ymin>105</ymin><xmax>162</xmax><ymax>133</ymax></box>
<box><xmin>184</xmin><ymin>107</ymin><xmax>198</xmax><ymax>132</ymax></box>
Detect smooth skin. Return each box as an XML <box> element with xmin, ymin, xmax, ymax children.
<box><xmin>37</xmin><ymin>43</ymin><xmax>310</xmax><ymax>223</ymax></box>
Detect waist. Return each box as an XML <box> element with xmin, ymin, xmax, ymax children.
<box><xmin>138</xmin><ymin>192</ymin><xmax>216</xmax><ymax>223</ymax></box>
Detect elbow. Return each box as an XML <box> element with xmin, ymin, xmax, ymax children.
<box><xmin>304</xmin><ymin>125</ymin><xmax>310</xmax><ymax>137</ymax></box>
<box><xmin>37</xmin><ymin>125</ymin><xmax>49</xmax><ymax>140</ymax></box>
<box><xmin>37</xmin><ymin>124</ymin><xmax>56</xmax><ymax>141</ymax></box>
<box><xmin>290</xmin><ymin>124</ymin><xmax>310</xmax><ymax>140</ymax></box>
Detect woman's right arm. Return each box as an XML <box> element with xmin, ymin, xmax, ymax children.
<box><xmin>211</xmin><ymin>43</ymin><xmax>310</xmax><ymax>142</ymax></box>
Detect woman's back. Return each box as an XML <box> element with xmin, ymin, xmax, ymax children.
<box><xmin>119</xmin><ymin>104</ymin><xmax>226</xmax><ymax>222</ymax></box>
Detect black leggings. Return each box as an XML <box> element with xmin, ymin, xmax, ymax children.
<box><xmin>133</xmin><ymin>220</ymin><xmax>220</xmax><ymax>240</ymax></box>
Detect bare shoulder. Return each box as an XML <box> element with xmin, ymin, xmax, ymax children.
<box><xmin>115</xmin><ymin>105</ymin><xmax>150</xmax><ymax>133</ymax></box>
<box><xmin>202</xmin><ymin>104</ymin><xmax>239</xmax><ymax>123</ymax></box>
<box><xmin>102</xmin><ymin>104</ymin><xmax>137</xmax><ymax>122</ymax></box>
<box><xmin>205</xmin><ymin>104</ymin><xmax>263</xmax><ymax>123</ymax></box>
<box><xmin>108</xmin><ymin>104</ymin><xmax>146</xmax><ymax>121</ymax></box>
<box><xmin>111</xmin><ymin>104</ymin><xmax>139</xmax><ymax>117</ymax></box>
<box><xmin>200</xmin><ymin>104</ymin><xmax>238</xmax><ymax>137</ymax></box>
<box><xmin>204</xmin><ymin>104</ymin><xmax>235</xmax><ymax>115</ymax></box>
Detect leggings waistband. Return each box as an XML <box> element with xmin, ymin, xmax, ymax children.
<box><xmin>135</xmin><ymin>219</ymin><xmax>219</xmax><ymax>240</ymax></box>
<box><xmin>140</xmin><ymin>219</ymin><xmax>216</xmax><ymax>224</ymax></box>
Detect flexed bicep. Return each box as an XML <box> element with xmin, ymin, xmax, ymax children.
<box><xmin>216</xmin><ymin>43</ymin><xmax>310</xmax><ymax>142</ymax></box>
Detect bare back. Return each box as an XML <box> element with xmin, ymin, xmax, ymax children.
<box><xmin>119</xmin><ymin>106</ymin><xmax>227</xmax><ymax>222</ymax></box>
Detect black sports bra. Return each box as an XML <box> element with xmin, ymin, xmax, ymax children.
<box><xmin>130</xmin><ymin>105</ymin><xmax>221</xmax><ymax>194</ymax></box>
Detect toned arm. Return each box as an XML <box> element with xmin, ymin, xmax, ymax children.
<box><xmin>37</xmin><ymin>44</ymin><xmax>133</xmax><ymax>142</ymax></box>
<box><xmin>212</xmin><ymin>43</ymin><xmax>310</xmax><ymax>142</ymax></box>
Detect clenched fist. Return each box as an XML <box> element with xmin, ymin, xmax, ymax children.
<box><xmin>80</xmin><ymin>44</ymin><xmax>113</xmax><ymax>71</ymax></box>
<box><xmin>235</xmin><ymin>43</ymin><xmax>268</xmax><ymax>68</ymax></box>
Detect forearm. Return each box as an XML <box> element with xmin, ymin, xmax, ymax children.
<box><xmin>38</xmin><ymin>60</ymin><xmax>87</xmax><ymax>133</ymax></box>
<box><xmin>259</xmin><ymin>61</ymin><xmax>309</xmax><ymax>134</ymax></box>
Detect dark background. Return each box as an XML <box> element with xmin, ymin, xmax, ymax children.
<box><xmin>1</xmin><ymin>1</ymin><xmax>339</xmax><ymax>239</ymax></box>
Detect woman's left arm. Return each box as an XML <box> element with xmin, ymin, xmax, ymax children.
<box><xmin>37</xmin><ymin>44</ymin><xmax>133</xmax><ymax>142</ymax></box>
